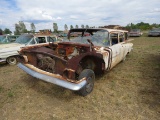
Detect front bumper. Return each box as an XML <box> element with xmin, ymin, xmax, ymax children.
<box><xmin>148</xmin><ymin>33</ymin><xmax>160</xmax><ymax>36</ymax></box>
<box><xmin>0</xmin><ymin>58</ymin><xmax>6</xmax><ymax>63</ymax></box>
<box><xmin>129</xmin><ymin>34</ymin><xmax>140</xmax><ymax>37</ymax></box>
<box><xmin>17</xmin><ymin>63</ymin><xmax>87</xmax><ymax>91</ymax></box>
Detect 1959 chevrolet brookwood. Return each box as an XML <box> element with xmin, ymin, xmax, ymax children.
<box><xmin>17</xmin><ymin>28</ymin><xmax>133</xmax><ymax>96</ymax></box>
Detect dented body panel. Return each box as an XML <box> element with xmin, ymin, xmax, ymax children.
<box><xmin>18</xmin><ymin>28</ymin><xmax>133</xmax><ymax>92</ymax></box>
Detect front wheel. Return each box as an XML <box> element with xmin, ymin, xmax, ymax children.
<box><xmin>77</xmin><ymin>69</ymin><xmax>95</xmax><ymax>96</ymax></box>
<box><xmin>7</xmin><ymin>56</ymin><xmax>17</xmax><ymax>65</ymax></box>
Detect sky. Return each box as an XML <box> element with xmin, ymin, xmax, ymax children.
<box><xmin>0</xmin><ymin>0</ymin><xmax>160</xmax><ymax>32</ymax></box>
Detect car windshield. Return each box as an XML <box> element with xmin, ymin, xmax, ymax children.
<box><xmin>15</xmin><ymin>34</ymin><xmax>34</xmax><ymax>44</ymax></box>
<box><xmin>131</xmin><ymin>29</ymin><xmax>140</xmax><ymax>32</ymax></box>
<box><xmin>0</xmin><ymin>36</ymin><xmax>6</xmax><ymax>43</ymax></box>
<box><xmin>66</xmin><ymin>30</ymin><xmax>109</xmax><ymax>47</ymax></box>
<box><xmin>150</xmin><ymin>28</ymin><xmax>160</xmax><ymax>32</ymax></box>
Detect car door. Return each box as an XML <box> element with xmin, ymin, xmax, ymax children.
<box><xmin>109</xmin><ymin>32</ymin><xmax>124</xmax><ymax>69</ymax></box>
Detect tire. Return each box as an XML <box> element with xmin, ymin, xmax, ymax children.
<box><xmin>7</xmin><ymin>56</ymin><xmax>17</xmax><ymax>65</ymax></box>
<box><xmin>77</xmin><ymin>69</ymin><xmax>95</xmax><ymax>96</ymax></box>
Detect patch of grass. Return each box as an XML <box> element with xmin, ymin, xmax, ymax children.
<box><xmin>8</xmin><ymin>90</ymin><xmax>14</xmax><ymax>98</ymax></box>
<box><xmin>154</xmin><ymin>64</ymin><xmax>160</xmax><ymax>69</ymax></box>
<box><xmin>110</xmin><ymin>80</ymin><xmax>115</xmax><ymax>89</ymax></box>
<box><xmin>0</xmin><ymin>86</ymin><xmax>3</xmax><ymax>93</ymax></box>
<box><xmin>22</xmin><ymin>106</ymin><xmax>26</xmax><ymax>110</ymax></box>
<box><xmin>3</xmin><ymin>69</ymin><xmax>14</xmax><ymax>74</ymax></box>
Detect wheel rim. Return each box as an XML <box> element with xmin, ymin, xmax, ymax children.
<box><xmin>86</xmin><ymin>76</ymin><xmax>94</xmax><ymax>93</ymax></box>
<box><xmin>7</xmin><ymin>57</ymin><xmax>17</xmax><ymax>65</ymax></box>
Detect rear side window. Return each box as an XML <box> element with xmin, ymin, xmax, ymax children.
<box><xmin>37</xmin><ymin>37</ymin><xmax>46</xmax><ymax>43</ymax></box>
<box><xmin>110</xmin><ymin>33</ymin><xmax>118</xmax><ymax>45</ymax></box>
<box><xmin>119</xmin><ymin>33</ymin><xmax>124</xmax><ymax>42</ymax></box>
<box><xmin>47</xmin><ymin>37</ymin><xmax>56</xmax><ymax>42</ymax></box>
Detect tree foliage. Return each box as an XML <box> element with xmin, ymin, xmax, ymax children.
<box><xmin>81</xmin><ymin>24</ymin><xmax>84</xmax><ymax>28</ymax></box>
<box><xmin>125</xmin><ymin>22</ymin><xmax>160</xmax><ymax>30</ymax></box>
<box><xmin>30</xmin><ymin>23</ymin><xmax>36</xmax><ymax>33</ymax></box>
<box><xmin>4</xmin><ymin>28</ymin><xmax>12</xmax><ymax>34</ymax></box>
<box><xmin>14</xmin><ymin>21</ymin><xmax>27</xmax><ymax>35</ymax></box>
<box><xmin>0</xmin><ymin>28</ymin><xmax>3</xmax><ymax>35</ymax></box>
<box><xmin>53</xmin><ymin>23</ymin><xmax>58</xmax><ymax>33</ymax></box>
<box><xmin>86</xmin><ymin>25</ymin><xmax>89</xmax><ymax>28</ymax></box>
<box><xmin>64</xmin><ymin>24</ymin><xmax>68</xmax><ymax>31</ymax></box>
<box><xmin>70</xmin><ymin>25</ymin><xmax>73</xmax><ymax>29</ymax></box>
<box><xmin>75</xmin><ymin>25</ymin><xmax>78</xmax><ymax>28</ymax></box>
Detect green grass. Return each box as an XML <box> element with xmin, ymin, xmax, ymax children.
<box><xmin>0</xmin><ymin>86</ymin><xmax>3</xmax><ymax>93</ymax></box>
<box><xmin>8</xmin><ymin>91</ymin><xmax>14</xmax><ymax>98</ymax></box>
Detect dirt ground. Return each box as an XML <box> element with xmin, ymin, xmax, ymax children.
<box><xmin>0</xmin><ymin>36</ymin><xmax>160</xmax><ymax>120</ymax></box>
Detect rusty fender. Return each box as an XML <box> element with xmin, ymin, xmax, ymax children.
<box><xmin>17</xmin><ymin>63</ymin><xmax>87</xmax><ymax>91</ymax></box>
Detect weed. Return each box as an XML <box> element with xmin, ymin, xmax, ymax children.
<box><xmin>8</xmin><ymin>91</ymin><xmax>14</xmax><ymax>98</ymax></box>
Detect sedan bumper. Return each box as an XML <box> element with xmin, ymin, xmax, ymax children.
<box><xmin>17</xmin><ymin>63</ymin><xmax>87</xmax><ymax>91</ymax></box>
<box><xmin>0</xmin><ymin>58</ymin><xmax>6</xmax><ymax>63</ymax></box>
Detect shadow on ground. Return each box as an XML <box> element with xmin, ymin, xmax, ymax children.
<box><xmin>139</xmin><ymin>54</ymin><xmax>160</xmax><ymax>113</ymax></box>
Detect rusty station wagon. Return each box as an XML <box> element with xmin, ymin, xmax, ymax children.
<box><xmin>18</xmin><ymin>28</ymin><xmax>133</xmax><ymax>96</ymax></box>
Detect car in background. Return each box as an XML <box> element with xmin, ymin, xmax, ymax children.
<box><xmin>17</xmin><ymin>28</ymin><xmax>133</xmax><ymax>96</ymax></box>
<box><xmin>0</xmin><ymin>35</ymin><xmax>19</xmax><ymax>44</ymax></box>
<box><xmin>148</xmin><ymin>28</ymin><xmax>160</xmax><ymax>37</ymax></box>
<box><xmin>129</xmin><ymin>29</ymin><xmax>142</xmax><ymax>37</ymax></box>
<box><xmin>58</xmin><ymin>33</ymin><xmax>68</xmax><ymax>37</ymax></box>
<box><xmin>0</xmin><ymin>34</ymin><xmax>62</xmax><ymax>65</ymax></box>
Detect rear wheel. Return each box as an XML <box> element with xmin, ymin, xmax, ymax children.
<box><xmin>77</xmin><ymin>69</ymin><xmax>95</xmax><ymax>96</ymax></box>
<box><xmin>7</xmin><ymin>56</ymin><xmax>17</xmax><ymax>65</ymax></box>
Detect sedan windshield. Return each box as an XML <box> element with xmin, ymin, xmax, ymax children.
<box><xmin>67</xmin><ymin>30</ymin><xmax>109</xmax><ymax>47</ymax></box>
<box><xmin>131</xmin><ymin>29</ymin><xmax>140</xmax><ymax>32</ymax></box>
<box><xmin>0</xmin><ymin>36</ymin><xmax>6</xmax><ymax>43</ymax></box>
<box><xmin>150</xmin><ymin>28</ymin><xmax>160</xmax><ymax>32</ymax></box>
<box><xmin>15</xmin><ymin>34</ymin><xmax>34</xmax><ymax>44</ymax></box>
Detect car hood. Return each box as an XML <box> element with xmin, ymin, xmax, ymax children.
<box><xmin>0</xmin><ymin>43</ymin><xmax>24</xmax><ymax>49</ymax></box>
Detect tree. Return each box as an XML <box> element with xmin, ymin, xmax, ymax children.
<box><xmin>14</xmin><ymin>21</ymin><xmax>27</xmax><ymax>35</ymax></box>
<box><xmin>53</xmin><ymin>23</ymin><xmax>58</xmax><ymax>33</ymax></box>
<box><xmin>81</xmin><ymin>24</ymin><xmax>84</xmax><ymax>28</ymax></box>
<box><xmin>86</xmin><ymin>25</ymin><xmax>89</xmax><ymax>28</ymax></box>
<box><xmin>125</xmin><ymin>22</ymin><xmax>154</xmax><ymax>30</ymax></box>
<box><xmin>70</xmin><ymin>25</ymin><xmax>74</xmax><ymax>29</ymax></box>
<box><xmin>64</xmin><ymin>24</ymin><xmax>68</xmax><ymax>31</ymax></box>
<box><xmin>0</xmin><ymin>28</ymin><xmax>3</xmax><ymax>35</ymax></box>
<box><xmin>19</xmin><ymin>21</ymin><xmax>27</xmax><ymax>33</ymax></box>
<box><xmin>14</xmin><ymin>23</ymin><xmax>20</xmax><ymax>35</ymax></box>
<box><xmin>30</xmin><ymin>23</ymin><xmax>36</xmax><ymax>33</ymax></box>
<box><xmin>75</xmin><ymin>25</ymin><xmax>78</xmax><ymax>28</ymax></box>
<box><xmin>4</xmin><ymin>28</ymin><xmax>12</xmax><ymax>34</ymax></box>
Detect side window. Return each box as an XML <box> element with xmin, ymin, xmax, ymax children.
<box><xmin>119</xmin><ymin>33</ymin><xmax>124</xmax><ymax>42</ymax></box>
<box><xmin>124</xmin><ymin>32</ymin><xmax>128</xmax><ymax>40</ymax></box>
<box><xmin>47</xmin><ymin>37</ymin><xmax>56</xmax><ymax>42</ymax></box>
<box><xmin>37</xmin><ymin>37</ymin><xmax>46</xmax><ymax>43</ymax></box>
<box><xmin>110</xmin><ymin>33</ymin><xmax>118</xmax><ymax>45</ymax></box>
<box><xmin>8</xmin><ymin>36</ymin><xmax>16</xmax><ymax>42</ymax></box>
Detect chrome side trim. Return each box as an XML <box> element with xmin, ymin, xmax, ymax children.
<box><xmin>17</xmin><ymin>63</ymin><xmax>86</xmax><ymax>91</ymax></box>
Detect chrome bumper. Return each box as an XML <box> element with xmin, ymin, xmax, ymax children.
<box><xmin>17</xmin><ymin>63</ymin><xmax>87</xmax><ymax>91</ymax></box>
<box><xmin>0</xmin><ymin>58</ymin><xmax>6</xmax><ymax>63</ymax></box>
